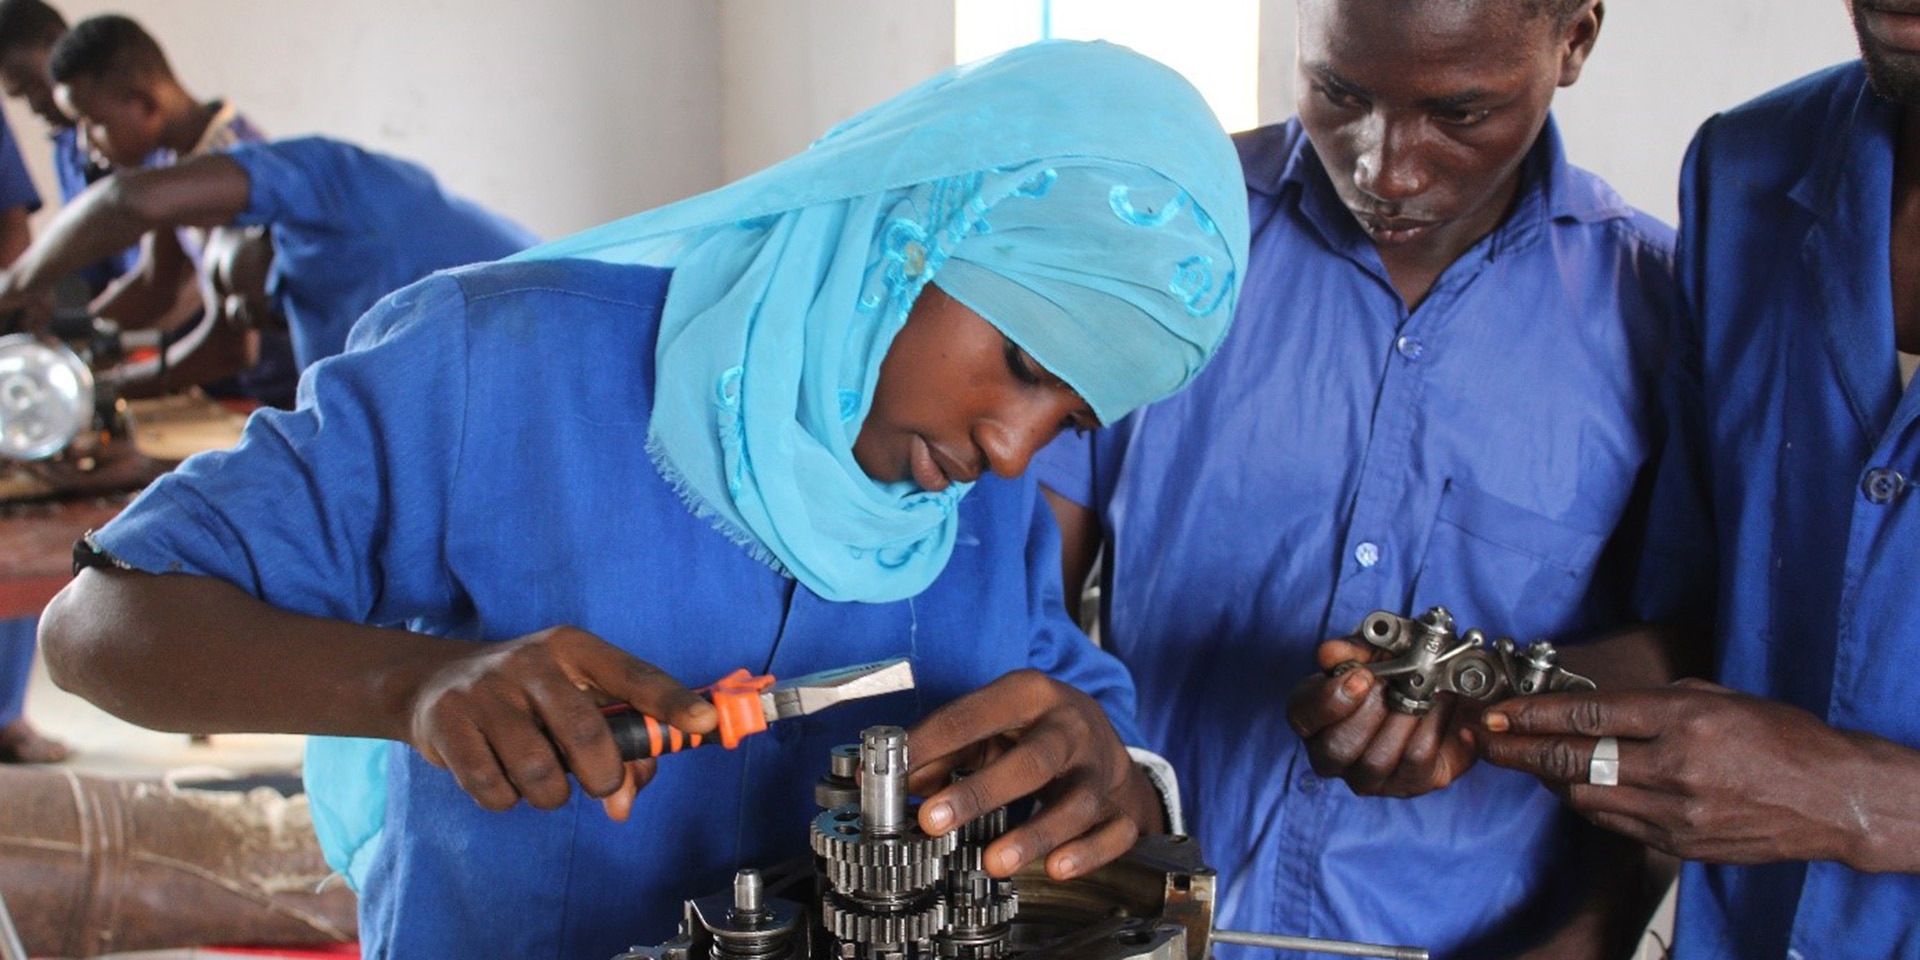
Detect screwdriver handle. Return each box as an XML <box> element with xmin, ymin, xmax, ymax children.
<box><xmin>604</xmin><ymin>668</ymin><xmax>777</xmax><ymax>760</ymax></box>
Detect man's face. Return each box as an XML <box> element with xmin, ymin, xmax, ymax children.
<box><xmin>0</xmin><ymin>45</ymin><xmax>62</xmax><ymax>129</ymax></box>
<box><xmin>1295</xmin><ymin>0</ymin><xmax>1594</xmax><ymax>259</ymax></box>
<box><xmin>852</xmin><ymin>283</ymin><xmax>1097</xmax><ymax>493</ymax></box>
<box><xmin>1849</xmin><ymin>0</ymin><xmax>1920</xmax><ymax>105</ymax></box>
<box><xmin>55</xmin><ymin>75</ymin><xmax>161</xmax><ymax>168</ymax></box>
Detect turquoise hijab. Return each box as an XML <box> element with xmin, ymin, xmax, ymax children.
<box><xmin>310</xmin><ymin>41</ymin><xmax>1248</xmax><ymax>889</ymax></box>
<box><xmin>515</xmin><ymin>40</ymin><xmax>1248</xmax><ymax>603</ymax></box>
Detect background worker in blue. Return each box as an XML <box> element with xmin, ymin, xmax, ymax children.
<box><xmin>36</xmin><ymin>42</ymin><xmax>1248</xmax><ymax>958</ymax></box>
<box><xmin>0</xmin><ymin>0</ymin><xmax>134</xmax><ymax>293</ymax></box>
<box><xmin>47</xmin><ymin>13</ymin><xmax>292</xmax><ymax>408</ymax></box>
<box><xmin>0</xmin><ymin>136</ymin><xmax>541</xmax><ymax>375</ymax></box>
<box><xmin>1478</xmin><ymin>3</ymin><xmax>1920</xmax><ymax>956</ymax></box>
<box><xmin>1035</xmin><ymin>0</ymin><xmax>1678</xmax><ymax>955</ymax></box>
<box><xmin>0</xmin><ymin>103</ymin><xmax>65</xmax><ymax>766</ymax></box>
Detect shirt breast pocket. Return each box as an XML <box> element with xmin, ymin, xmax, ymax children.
<box><xmin>1410</xmin><ymin>480</ymin><xmax>1610</xmax><ymax>638</ymax></box>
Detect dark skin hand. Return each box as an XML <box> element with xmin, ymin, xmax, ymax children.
<box><xmin>1290</xmin><ymin>622</ymin><xmax>1700</xmax><ymax>799</ymax></box>
<box><xmin>906</xmin><ymin>669</ymin><xmax>1166</xmax><ymax>880</ymax></box>
<box><xmin>1478</xmin><ymin>679</ymin><xmax>1920</xmax><ymax>871</ymax></box>
<box><xmin>40</xmin><ymin>568</ymin><xmax>717</xmax><ymax>820</ymax></box>
<box><xmin>1286</xmin><ymin>637</ymin><xmax>1482</xmax><ymax>797</ymax></box>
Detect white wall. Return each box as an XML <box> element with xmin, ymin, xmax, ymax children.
<box><xmin>1257</xmin><ymin>1</ymin><xmax>1862</xmax><ymax>225</ymax></box>
<box><xmin>0</xmin><ymin>2</ymin><xmax>1869</xmax><ymax>240</ymax></box>
<box><xmin>7</xmin><ymin>0</ymin><xmax>726</xmax><ymax>240</ymax></box>
<box><xmin>718</xmin><ymin>0</ymin><xmax>955</xmax><ymax>183</ymax></box>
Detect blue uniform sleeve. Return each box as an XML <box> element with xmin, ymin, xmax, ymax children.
<box><xmin>1015</xmin><ymin>485</ymin><xmax>1144</xmax><ymax>748</ymax></box>
<box><xmin>94</xmin><ymin>275</ymin><xmax>472</xmax><ymax>625</ymax></box>
<box><xmin>226</xmin><ymin>138</ymin><xmax>351</xmax><ymax>234</ymax></box>
<box><xmin>1629</xmin><ymin>118</ymin><xmax>1721</xmax><ymax>630</ymax></box>
<box><xmin>0</xmin><ymin>112</ymin><xmax>41</xmax><ymax>214</ymax></box>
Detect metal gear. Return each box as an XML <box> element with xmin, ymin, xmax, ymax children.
<box><xmin>811</xmin><ymin>806</ymin><xmax>957</xmax><ymax>896</ymax></box>
<box><xmin>819</xmin><ymin>891</ymin><xmax>944</xmax><ymax>945</ymax></box>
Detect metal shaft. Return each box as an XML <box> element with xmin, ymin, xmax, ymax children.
<box><xmin>1213</xmin><ymin>928</ymin><xmax>1429</xmax><ymax>960</ymax></box>
<box><xmin>860</xmin><ymin>725</ymin><xmax>910</xmax><ymax>836</ymax></box>
<box><xmin>0</xmin><ymin>893</ymin><xmax>26</xmax><ymax>960</ymax></box>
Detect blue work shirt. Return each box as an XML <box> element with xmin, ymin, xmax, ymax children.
<box><xmin>1034</xmin><ymin>118</ymin><xmax>1675</xmax><ymax>957</ymax></box>
<box><xmin>225</xmin><ymin>137</ymin><xmax>539</xmax><ymax>370</ymax></box>
<box><xmin>1637</xmin><ymin>61</ymin><xmax>1920</xmax><ymax>959</ymax></box>
<box><xmin>94</xmin><ymin>260</ymin><xmax>1146</xmax><ymax>959</ymax></box>
<box><xmin>0</xmin><ymin>111</ymin><xmax>40</xmax><ymax>216</ymax></box>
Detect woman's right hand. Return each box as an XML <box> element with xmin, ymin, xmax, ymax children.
<box><xmin>402</xmin><ymin>626</ymin><xmax>716</xmax><ymax>820</ymax></box>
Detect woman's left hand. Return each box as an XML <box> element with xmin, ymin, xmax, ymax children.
<box><xmin>907</xmin><ymin>669</ymin><xmax>1165</xmax><ymax>880</ymax></box>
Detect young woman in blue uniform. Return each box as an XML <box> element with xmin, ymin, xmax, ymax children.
<box><xmin>38</xmin><ymin>41</ymin><xmax>1248</xmax><ymax>958</ymax></box>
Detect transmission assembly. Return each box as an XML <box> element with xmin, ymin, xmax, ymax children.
<box><xmin>614</xmin><ymin>726</ymin><xmax>1426</xmax><ymax>960</ymax></box>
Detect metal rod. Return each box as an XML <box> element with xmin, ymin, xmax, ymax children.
<box><xmin>1213</xmin><ymin>927</ymin><xmax>1429</xmax><ymax>960</ymax></box>
<box><xmin>0</xmin><ymin>892</ymin><xmax>27</xmax><ymax>960</ymax></box>
<box><xmin>859</xmin><ymin>725</ymin><xmax>910</xmax><ymax>836</ymax></box>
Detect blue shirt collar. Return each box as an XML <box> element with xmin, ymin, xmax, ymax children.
<box><xmin>1255</xmin><ymin>114</ymin><xmax>1630</xmax><ymax>265</ymax></box>
<box><xmin>1789</xmin><ymin>61</ymin><xmax>1899</xmax><ymax>221</ymax></box>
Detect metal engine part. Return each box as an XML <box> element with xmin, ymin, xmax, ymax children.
<box><xmin>1350</xmin><ymin>606</ymin><xmax>1596</xmax><ymax>715</ymax></box>
<box><xmin>617</xmin><ymin>728</ymin><xmax>1429</xmax><ymax>960</ymax></box>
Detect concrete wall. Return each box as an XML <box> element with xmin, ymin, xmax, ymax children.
<box><xmin>718</xmin><ymin>0</ymin><xmax>955</xmax><ymax>183</ymax></box>
<box><xmin>6</xmin><ymin>0</ymin><xmax>725</xmax><ymax>240</ymax></box>
<box><xmin>1257</xmin><ymin>1</ymin><xmax>1862</xmax><ymax>224</ymax></box>
<box><xmin>0</xmin><ymin>2</ymin><xmax>1871</xmax><ymax>240</ymax></box>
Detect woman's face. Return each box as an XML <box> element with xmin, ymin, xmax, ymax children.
<box><xmin>853</xmin><ymin>284</ymin><xmax>1097</xmax><ymax>493</ymax></box>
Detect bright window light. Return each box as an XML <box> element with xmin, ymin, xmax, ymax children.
<box><xmin>956</xmin><ymin>0</ymin><xmax>1261</xmax><ymax>133</ymax></box>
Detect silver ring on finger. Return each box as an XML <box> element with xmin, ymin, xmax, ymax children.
<box><xmin>1588</xmin><ymin>735</ymin><xmax>1620</xmax><ymax>787</ymax></box>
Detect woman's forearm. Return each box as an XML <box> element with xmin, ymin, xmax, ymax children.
<box><xmin>40</xmin><ymin>567</ymin><xmax>452</xmax><ymax>741</ymax></box>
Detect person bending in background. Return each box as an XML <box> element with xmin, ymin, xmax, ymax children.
<box><xmin>37</xmin><ymin>41</ymin><xmax>1248</xmax><ymax>958</ymax></box>
<box><xmin>46</xmin><ymin>13</ymin><xmax>294</xmax><ymax>408</ymax></box>
<box><xmin>0</xmin><ymin>135</ymin><xmax>540</xmax><ymax>386</ymax></box>
<box><xmin>1477</xmin><ymin>2</ymin><xmax>1920</xmax><ymax>955</ymax></box>
<box><xmin>0</xmin><ymin>0</ymin><xmax>133</xmax><ymax>294</ymax></box>
<box><xmin>1036</xmin><ymin>0</ymin><xmax>1679</xmax><ymax>956</ymax></box>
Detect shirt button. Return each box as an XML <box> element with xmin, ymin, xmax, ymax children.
<box><xmin>1862</xmin><ymin>467</ymin><xmax>1908</xmax><ymax>504</ymax></box>
<box><xmin>1354</xmin><ymin>542</ymin><xmax>1381</xmax><ymax>568</ymax></box>
<box><xmin>1395</xmin><ymin>336</ymin><xmax>1425</xmax><ymax>361</ymax></box>
<box><xmin>1298</xmin><ymin>773</ymin><xmax>1322</xmax><ymax>794</ymax></box>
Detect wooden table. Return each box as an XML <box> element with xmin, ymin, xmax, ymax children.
<box><xmin>0</xmin><ymin>392</ymin><xmax>247</xmax><ymax>622</ymax></box>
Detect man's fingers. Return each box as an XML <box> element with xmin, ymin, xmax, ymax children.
<box><xmin>1346</xmin><ymin>710</ymin><xmax>1418</xmax><ymax>794</ymax></box>
<box><xmin>1286</xmin><ymin>667</ymin><xmax>1375</xmax><ymax>739</ymax></box>
<box><xmin>1482</xmin><ymin>688</ymin><xmax>1685</xmax><ymax>740</ymax></box>
<box><xmin>1315</xmin><ymin>637</ymin><xmax>1382</xmax><ymax>671</ymax></box>
<box><xmin>1479</xmin><ymin>732</ymin><xmax>1650</xmax><ymax>791</ymax></box>
<box><xmin>1302</xmin><ymin>685</ymin><xmax>1390</xmax><ymax>778</ymax></box>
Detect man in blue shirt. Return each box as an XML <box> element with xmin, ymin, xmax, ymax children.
<box><xmin>46</xmin><ymin>13</ymin><xmax>291</xmax><ymax>408</ymax></box>
<box><xmin>1036</xmin><ymin>0</ymin><xmax>1677</xmax><ymax>954</ymax></box>
<box><xmin>1479</xmin><ymin>3</ymin><xmax>1920</xmax><ymax>956</ymax></box>
<box><xmin>0</xmin><ymin>136</ymin><xmax>540</xmax><ymax>376</ymax></box>
<box><xmin>0</xmin><ymin>0</ymin><xmax>132</xmax><ymax>292</ymax></box>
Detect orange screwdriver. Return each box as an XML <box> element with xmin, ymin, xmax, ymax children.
<box><xmin>603</xmin><ymin>657</ymin><xmax>915</xmax><ymax>760</ymax></box>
